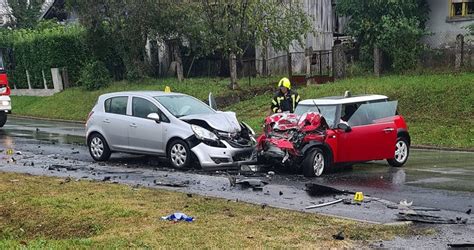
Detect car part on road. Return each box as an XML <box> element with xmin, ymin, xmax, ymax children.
<box><xmin>305</xmin><ymin>183</ymin><xmax>353</xmax><ymax>197</ymax></box>
<box><xmin>305</xmin><ymin>199</ymin><xmax>343</xmax><ymax>209</ymax></box>
<box><xmin>396</xmin><ymin>212</ymin><xmax>468</xmax><ymax>224</ymax></box>
<box><xmin>153</xmin><ymin>180</ymin><xmax>188</xmax><ymax>187</ymax></box>
<box><xmin>235</xmin><ymin>178</ymin><xmax>268</xmax><ymax>189</ymax></box>
<box><xmin>88</xmin><ymin>133</ymin><xmax>111</xmax><ymax>161</ymax></box>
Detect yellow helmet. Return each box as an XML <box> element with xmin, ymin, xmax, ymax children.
<box><xmin>278</xmin><ymin>77</ymin><xmax>291</xmax><ymax>90</ymax></box>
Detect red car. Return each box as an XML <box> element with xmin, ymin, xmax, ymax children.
<box><xmin>256</xmin><ymin>94</ymin><xmax>410</xmax><ymax>177</ymax></box>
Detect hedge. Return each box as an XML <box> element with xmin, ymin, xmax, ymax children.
<box><xmin>0</xmin><ymin>24</ymin><xmax>87</xmax><ymax>88</ymax></box>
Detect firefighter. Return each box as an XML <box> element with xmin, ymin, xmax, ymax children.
<box><xmin>271</xmin><ymin>77</ymin><xmax>300</xmax><ymax>113</ymax></box>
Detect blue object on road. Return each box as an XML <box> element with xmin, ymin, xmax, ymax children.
<box><xmin>161</xmin><ymin>212</ymin><xmax>194</xmax><ymax>222</ymax></box>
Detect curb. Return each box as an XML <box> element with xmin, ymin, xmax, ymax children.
<box><xmin>10</xmin><ymin>115</ymin><xmax>85</xmax><ymax>124</ymax></box>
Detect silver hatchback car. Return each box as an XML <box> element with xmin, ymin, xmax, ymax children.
<box><xmin>85</xmin><ymin>91</ymin><xmax>256</xmax><ymax>169</ymax></box>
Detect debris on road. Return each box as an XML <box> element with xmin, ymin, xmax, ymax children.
<box><xmin>153</xmin><ymin>180</ymin><xmax>188</xmax><ymax>188</ymax></box>
<box><xmin>161</xmin><ymin>212</ymin><xmax>194</xmax><ymax>222</ymax></box>
<box><xmin>466</xmin><ymin>209</ymin><xmax>471</xmax><ymax>215</ymax></box>
<box><xmin>235</xmin><ymin>178</ymin><xmax>268</xmax><ymax>189</ymax></box>
<box><xmin>396</xmin><ymin>212</ymin><xmax>468</xmax><ymax>224</ymax></box>
<box><xmin>305</xmin><ymin>183</ymin><xmax>353</xmax><ymax>197</ymax></box>
<box><xmin>447</xmin><ymin>243</ymin><xmax>474</xmax><ymax>248</ymax></box>
<box><xmin>306</xmin><ymin>199</ymin><xmax>343</xmax><ymax>209</ymax></box>
<box><xmin>48</xmin><ymin>164</ymin><xmax>79</xmax><ymax>171</ymax></box>
<box><xmin>399</xmin><ymin>200</ymin><xmax>413</xmax><ymax>207</ymax></box>
<box><xmin>102</xmin><ymin>176</ymin><xmax>111</xmax><ymax>182</ymax></box>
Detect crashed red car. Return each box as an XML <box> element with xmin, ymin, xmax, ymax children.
<box><xmin>256</xmin><ymin>94</ymin><xmax>410</xmax><ymax>177</ymax></box>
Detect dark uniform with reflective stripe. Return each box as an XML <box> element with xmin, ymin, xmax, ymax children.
<box><xmin>271</xmin><ymin>90</ymin><xmax>300</xmax><ymax>113</ymax></box>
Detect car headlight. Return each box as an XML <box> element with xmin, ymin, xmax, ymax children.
<box><xmin>191</xmin><ymin>125</ymin><xmax>219</xmax><ymax>141</ymax></box>
<box><xmin>241</xmin><ymin>122</ymin><xmax>255</xmax><ymax>136</ymax></box>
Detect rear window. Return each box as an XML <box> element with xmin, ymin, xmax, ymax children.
<box><xmin>104</xmin><ymin>96</ymin><xmax>128</xmax><ymax>115</ymax></box>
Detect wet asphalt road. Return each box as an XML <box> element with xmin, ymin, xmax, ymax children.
<box><xmin>1</xmin><ymin>116</ymin><xmax>473</xmax><ymax>213</ymax></box>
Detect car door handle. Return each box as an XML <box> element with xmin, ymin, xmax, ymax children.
<box><xmin>383</xmin><ymin>128</ymin><xmax>395</xmax><ymax>133</ymax></box>
<box><xmin>103</xmin><ymin>119</ymin><xmax>111</xmax><ymax>124</ymax></box>
<box><xmin>129</xmin><ymin>123</ymin><xmax>137</xmax><ymax>128</ymax></box>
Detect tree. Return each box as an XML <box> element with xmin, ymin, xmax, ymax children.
<box><xmin>5</xmin><ymin>0</ymin><xmax>43</xmax><ymax>29</ymax></box>
<box><xmin>196</xmin><ymin>0</ymin><xmax>311</xmax><ymax>89</ymax></box>
<box><xmin>337</xmin><ymin>0</ymin><xmax>429</xmax><ymax>72</ymax></box>
<box><xmin>67</xmin><ymin>0</ymin><xmax>155</xmax><ymax>80</ymax></box>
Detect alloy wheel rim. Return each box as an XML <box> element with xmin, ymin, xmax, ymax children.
<box><xmin>90</xmin><ymin>137</ymin><xmax>104</xmax><ymax>158</ymax></box>
<box><xmin>171</xmin><ymin>144</ymin><xmax>187</xmax><ymax>167</ymax></box>
<box><xmin>313</xmin><ymin>152</ymin><xmax>325</xmax><ymax>176</ymax></box>
<box><xmin>395</xmin><ymin>141</ymin><xmax>408</xmax><ymax>163</ymax></box>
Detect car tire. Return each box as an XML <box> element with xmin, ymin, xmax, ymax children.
<box><xmin>387</xmin><ymin>137</ymin><xmax>409</xmax><ymax>167</ymax></box>
<box><xmin>0</xmin><ymin>113</ymin><xmax>7</xmax><ymax>127</ymax></box>
<box><xmin>88</xmin><ymin>133</ymin><xmax>111</xmax><ymax>161</ymax></box>
<box><xmin>302</xmin><ymin>147</ymin><xmax>328</xmax><ymax>177</ymax></box>
<box><xmin>167</xmin><ymin>139</ymin><xmax>192</xmax><ymax>169</ymax></box>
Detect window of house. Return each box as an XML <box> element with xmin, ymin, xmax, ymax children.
<box><xmin>450</xmin><ymin>0</ymin><xmax>474</xmax><ymax>18</ymax></box>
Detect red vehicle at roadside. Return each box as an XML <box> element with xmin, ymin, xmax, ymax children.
<box><xmin>256</xmin><ymin>94</ymin><xmax>410</xmax><ymax>177</ymax></box>
<box><xmin>0</xmin><ymin>48</ymin><xmax>12</xmax><ymax>127</ymax></box>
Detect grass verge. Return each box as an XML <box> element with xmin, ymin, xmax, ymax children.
<box><xmin>0</xmin><ymin>172</ymin><xmax>426</xmax><ymax>248</ymax></box>
<box><xmin>11</xmin><ymin>76</ymin><xmax>281</xmax><ymax>121</ymax></box>
<box><xmin>227</xmin><ymin>73</ymin><xmax>474</xmax><ymax>149</ymax></box>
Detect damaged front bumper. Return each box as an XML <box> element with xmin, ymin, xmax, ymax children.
<box><xmin>191</xmin><ymin>140</ymin><xmax>255</xmax><ymax>168</ymax></box>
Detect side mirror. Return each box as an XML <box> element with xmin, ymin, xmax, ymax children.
<box><xmin>208</xmin><ymin>92</ymin><xmax>217</xmax><ymax>110</ymax></box>
<box><xmin>337</xmin><ymin>123</ymin><xmax>351</xmax><ymax>132</ymax></box>
<box><xmin>147</xmin><ymin>113</ymin><xmax>161</xmax><ymax>123</ymax></box>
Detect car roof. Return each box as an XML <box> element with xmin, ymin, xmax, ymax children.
<box><xmin>99</xmin><ymin>91</ymin><xmax>186</xmax><ymax>99</ymax></box>
<box><xmin>299</xmin><ymin>94</ymin><xmax>388</xmax><ymax>105</ymax></box>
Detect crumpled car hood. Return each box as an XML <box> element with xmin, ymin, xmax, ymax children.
<box><xmin>180</xmin><ymin>112</ymin><xmax>241</xmax><ymax>133</ymax></box>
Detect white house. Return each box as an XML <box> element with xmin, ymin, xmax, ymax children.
<box><xmin>425</xmin><ymin>0</ymin><xmax>474</xmax><ymax>48</ymax></box>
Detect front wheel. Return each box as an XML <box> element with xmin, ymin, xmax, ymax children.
<box><xmin>0</xmin><ymin>113</ymin><xmax>7</xmax><ymax>127</ymax></box>
<box><xmin>302</xmin><ymin>147</ymin><xmax>328</xmax><ymax>177</ymax></box>
<box><xmin>167</xmin><ymin>139</ymin><xmax>192</xmax><ymax>169</ymax></box>
<box><xmin>387</xmin><ymin>137</ymin><xmax>409</xmax><ymax>167</ymax></box>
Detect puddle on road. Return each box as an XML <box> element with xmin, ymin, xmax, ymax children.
<box><xmin>0</xmin><ymin>129</ymin><xmax>85</xmax><ymax>146</ymax></box>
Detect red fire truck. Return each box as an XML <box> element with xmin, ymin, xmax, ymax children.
<box><xmin>0</xmin><ymin>48</ymin><xmax>12</xmax><ymax>127</ymax></box>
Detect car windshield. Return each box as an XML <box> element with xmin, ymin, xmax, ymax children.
<box><xmin>295</xmin><ymin>104</ymin><xmax>337</xmax><ymax>127</ymax></box>
<box><xmin>155</xmin><ymin>95</ymin><xmax>215</xmax><ymax>118</ymax></box>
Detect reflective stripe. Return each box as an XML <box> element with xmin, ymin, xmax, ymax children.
<box><xmin>296</xmin><ymin>95</ymin><xmax>300</xmax><ymax>103</ymax></box>
<box><xmin>273</xmin><ymin>107</ymin><xmax>278</xmax><ymax>112</ymax></box>
<box><xmin>292</xmin><ymin>95</ymin><xmax>296</xmax><ymax>112</ymax></box>
<box><xmin>272</xmin><ymin>99</ymin><xmax>277</xmax><ymax>105</ymax></box>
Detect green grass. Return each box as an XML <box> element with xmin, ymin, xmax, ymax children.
<box><xmin>11</xmin><ymin>76</ymin><xmax>281</xmax><ymax>121</ymax></box>
<box><xmin>226</xmin><ymin>73</ymin><xmax>474</xmax><ymax>149</ymax></box>
<box><xmin>10</xmin><ymin>73</ymin><xmax>474</xmax><ymax>148</ymax></box>
<box><xmin>0</xmin><ymin>172</ymin><xmax>427</xmax><ymax>248</ymax></box>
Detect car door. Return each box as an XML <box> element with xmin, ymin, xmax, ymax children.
<box><xmin>102</xmin><ymin>96</ymin><xmax>130</xmax><ymax>150</ymax></box>
<box><xmin>128</xmin><ymin>96</ymin><xmax>167</xmax><ymax>155</ymax></box>
<box><xmin>336</xmin><ymin>102</ymin><xmax>397</xmax><ymax>162</ymax></box>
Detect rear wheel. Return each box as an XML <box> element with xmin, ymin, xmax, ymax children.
<box><xmin>387</xmin><ymin>137</ymin><xmax>409</xmax><ymax>167</ymax></box>
<box><xmin>0</xmin><ymin>113</ymin><xmax>7</xmax><ymax>127</ymax></box>
<box><xmin>88</xmin><ymin>133</ymin><xmax>111</xmax><ymax>161</ymax></box>
<box><xmin>302</xmin><ymin>147</ymin><xmax>328</xmax><ymax>177</ymax></box>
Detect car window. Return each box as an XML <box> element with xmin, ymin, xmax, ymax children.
<box><xmin>295</xmin><ymin>104</ymin><xmax>337</xmax><ymax>128</ymax></box>
<box><xmin>348</xmin><ymin>101</ymin><xmax>398</xmax><ymax>127</ymax></box>
<box><xmin>132</xmin><ymin>97</ymin><xmax>160</xmax><ymax>119</ymax></box>
<box><xmin>155</xmin><ymin>95</ymin><xmax>215</xmax><ymax>118</ymax></box>
<box><xmin>105</xmin><ymin>96</ymin><xmax>128</xmax><ymax>115</ymax></box>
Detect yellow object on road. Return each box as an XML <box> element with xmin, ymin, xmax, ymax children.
<box><xmin>353</xmin><ymin>192</ymin><xmax>364</xmax><ymax>202</ymax></box>
<box><xmin>164</xmin><ymin>86</ymin><xmax>171</xmax><ymax>93</ymax></box>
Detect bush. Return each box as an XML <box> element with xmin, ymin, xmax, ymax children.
<box><xmin>0</xmin><ymin>24</ymin><xmax>88</xmax><ymax>88</ymax></box>
<box><xmin>80</xmin><ymin>61</ymin><xmax>110</xmax><ymax>91</ymax></box>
